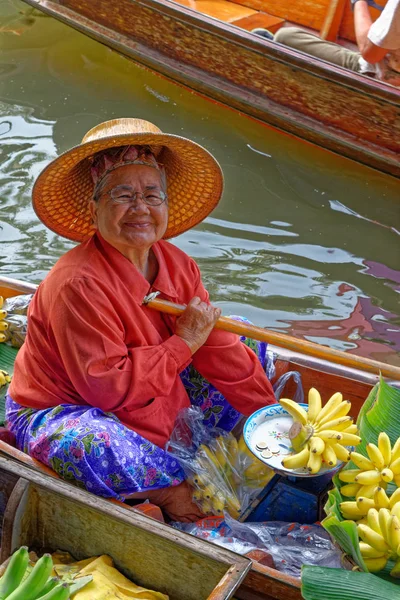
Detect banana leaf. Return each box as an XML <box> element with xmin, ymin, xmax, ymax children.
<box><xmin>301</xmin><ymin>565</ymin><xmax>400</xmax><ymax>600</ymax></box>
<box><xmin>321</xmin><ymin>378</ymin><xmax>400</xmax><ymax>581</ymax></box>
<box><xmin>0</xmin><ymin>343</ymin><xmax>18</xmax><ymax>425</ymax></box>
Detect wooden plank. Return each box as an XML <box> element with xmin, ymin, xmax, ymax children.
<box><xmin>232</xmin><ymin>12</ymin><xmax>284</xmax><ymax>32</ymax></box>
<box><xmin>320</xmin><ymin>0</ymin><xmax>347</xmax><ymax>41</ymax></box>
<box><xmin>238</xmin><ymin>562</ymin><xmax>302</xmax><ymax>600</ymax></box>
<box><xmin>173</xmin><ymin>0</ymin><xmax>257</xmax><ymax>23</ymax></box>
<box><xmin>225</xmin><ymin>0</ymin><xmax>330</xmax><ymax>30</ymax></box>
<box><xmin>20</xmin><ymin>0</ymin><xmax>400</xmax><ymax>177</ymax></box>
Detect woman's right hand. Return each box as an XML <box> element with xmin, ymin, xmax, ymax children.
<box><xmin>176</xmin><ymin>297</ymin><xmax>221</xmax><ymax>354</ymax></box>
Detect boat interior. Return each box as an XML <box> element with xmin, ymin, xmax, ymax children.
<box><xmin>170</xmin><ymin>0</ymin><xmax>386</xmax><ymax>49</ymax></box>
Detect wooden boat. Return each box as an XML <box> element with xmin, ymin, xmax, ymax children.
<box><xmin>21</xmin><ymin>0</ymin><xmax>400</xmax><ymax>178</ymax></box>
<box><xmin>0</xmin><ymin>274</ymin><xmax>399</xmax><ymax>600</ymax></box>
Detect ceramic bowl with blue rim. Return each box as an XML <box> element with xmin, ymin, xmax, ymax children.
<box><xmin>243</xmin><ymin>403</ymin><xmax>346</xmax><ymax>478</ymax></box>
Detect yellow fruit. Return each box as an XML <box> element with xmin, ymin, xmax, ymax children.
<box><xmin>0</xmin><ymin>296</ymin><xmax>3</xmax><ymax>309</ymax></box>
<box><xmin>336</xmin><ymin>433</ymin><xmax>361</xmax><ymax>446</ymax></box>
<box><xmin>309</xmin><ymin>436</ymin><xmax>325</xmax><ymax>455</ymax></box>
<box><xmin>357</xmin><ymin>497</ymin><xmax>376</xmax><ymax>515</ymax></box>
<box><xmin>200</xmin><ymin>500</ymin><xmax>214</xmax><ymax>515</ymax></box>
<box><xmin>366</xmin><ymin>443</ymin><xmax>385</xmax><ymax>470</ymax></box>
<box><xmin>317</xmin><ymin>401</ymin><xmax>351</xmax><ymax>427</ymax></box>
<box><xmin>378</xmin><ymin>432</ymin><xmax>392</xmax><ymax>466</ymax></box>
<box><xmin>317</xmin><ymin>417</ymin><xmax>353</xmax><ymax>433</ymax></box>
<box><xmin>212</xmin><ymin>496</ymin><xmax>226</xmax><ymax>515</ymax></box>
<box><xmin>307</xmin><ymin>388</ymin><xmax>322</xmax><ymax>423</ymax></box>
<box><xmin>356</xmin><ymin>484</ymin><xmax>380</xmax><ymax>500</ymax></box>
<box><xmin>279</xmin><ymin>398</ymin><xmax>308</xmax><ymax>426</ymax></box>
<box><xmin>381</xmin><ymin>468</ymin><xmax>394</xmax><ymax>483</ymax></box>
<box><xmin>388</xmin><ymin>515</ymin><xmax>400</xmax><ymax>552</ymax></box>
<box><xmin>367</xmin><ymin>509</ymin><xmax>382</xmax><ymax>534</ymax></box>
<box><xmin>390</xmin><ymin>457</ymin><xmax>400</xmax><ymax>475</ymax></box>
<box><xmin>322</xmin><ymin>444</ymin><xmax>337</xmax><ymax>468</ymax></box>
<box><xmin>307</xmin><ymin>452</ymin><xmax>322</xmax><ymax>474</ymax></box>
<box><xmin>0</xmin><ymin>333</ymin><xmax>6</xmax><ymax>343</ymax></box>
<box><xmin>363</xmin><ymin>556</ymin><xmax>389</xmax><ymax>572</ymax></box>
<box><xmin>390</xmin><ymin>488</ymin><xmax>400</xmax><ymax>509</ymax></box>
<box><xmin>391</xmin><ymin>503</ymin><xmax>400</xmax><ymax>521</ymax></box>
<box><xmin>357</xmin><ymin>524</ymin><xmax>389</xmax><ymax>553</ymax></box>
<box><xmin>315</xmin><ymin>392</ymin><xmax>343</xmax><ymax>423</ymax></box>
<box><xmin>374</xmin><ymin>487</ymin><xmax>390</xmax><ymax>509</ymax></box>
<box><xmin>359</xmin><ymin>541</ymin><xmax>387</xmax><ymax>559</ymax></box>
<box><xmin>351</xmin><ymin>452</ymin><xmax>374</xmax><ymax>471</ymax></box>
<box><xmin>203</xmin><ymin>483</ymin><xmax>217</xmax><ymax>499</ymax></box>
<box><xmin>378</xmin><ymin>508</ymin><xmax>392</xmax><ymax>540</ymax></box>
<box><xmin>332</xmin><ymin>444</ymin><xmax>351</xmax><ymax>462</ymax></box>
<box><xmin>342</xmin><ymin>424</ymin><xmax>359</xmax><ymax>435</ymax></box>
<box><xmin>0</xmin><ymin>321</ymin><xmax>8</xmax><ymax>332</ymax></box>
<box><xmin>282</xmin><ymin>446</ymin><xmax>310</xmax><ymax>470</ymax></box>
<box><xmin>340</xmin><ymin>483</ymin><xmax>361</xmax><ymax>497</ymax></box>
<box><xmin>355</xmin><ymin>470</ymin><xmax>381</xmax><ymax>486</ymax></box>
<box><xmin>391</xmin><ymin>438</ymin><xmax>400</xmax><ymax>463</ymax></box>
<box><xmin>339</xmin><ymin>469</ymin><xmax>361</xmax><ymax>483</ymax></box>
<box><xmin>340</xmin><ymin>501</ymin><xmax>364</xmax><ymax>519</ymax></box>
<box><xmin>0</xmin><ymin>310</ymin><xmax>7</xmax><ymax>320</ymax></box>
<box><xmin>318</xmin><ymin>430</ymin><xmax>342</xmax><ymax>442</ymax></box>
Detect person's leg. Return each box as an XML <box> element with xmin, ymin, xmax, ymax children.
<box><xmin>5</xmin><ymin>395</ymin><xmax>185</xmax><ymax>500</ymax></box>
<box><xmin>274</xmin><ymin>27</ymin><xmax>361</xmax><ymax>72</ymax></box>
<box><xmin>180</xmin><ymin>316</ymin><xmax>275</xmax><ymax>432</ymax></box>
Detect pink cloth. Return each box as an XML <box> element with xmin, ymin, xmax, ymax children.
<box><xmin>90</xmin><ymin>145</ymin><xmax>164</xmax><ymax>188</ymax></box>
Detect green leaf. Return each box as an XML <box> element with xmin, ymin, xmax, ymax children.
<box><xmin>301</xmin><ymin>565</ymin><xmax>400</xmax><ymax>600</ymax></box>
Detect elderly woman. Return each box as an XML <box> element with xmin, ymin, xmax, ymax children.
<box><xmin>6</xmin><ymin>118</ymin><xmax>276</xmax><ymax>520</ymax></box>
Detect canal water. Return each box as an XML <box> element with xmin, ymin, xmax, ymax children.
<box><xmin>0</xmin><ymin>0</ymin><xmax>399</xmax><ymax>364</ymax></box>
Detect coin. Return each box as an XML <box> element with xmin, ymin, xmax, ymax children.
<box><xmin>256</xmin><ymin>441</ymin><xmax>269</xmax><ymax>450</ymax></box>
<box><xmin>261</xmin><ymin>449</ymin><xmax>273</xmax><ymax>459</ymax></box>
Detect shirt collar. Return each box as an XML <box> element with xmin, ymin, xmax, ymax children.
<box><xmin>94</xmin><ymin>232</ymin><xmax>177</xmax><ymax>303</ymax></box>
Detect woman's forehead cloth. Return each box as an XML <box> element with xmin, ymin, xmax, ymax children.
<box><xmin>90</xmin><ymin>145</ymin><xmax>163</xmax><ymax>186</ymax></box>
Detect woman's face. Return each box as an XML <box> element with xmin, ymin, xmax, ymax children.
<box><xmin>89</xmin><ymin>164</ymin><xmax>168</xmax><ymax>256</ymax></box>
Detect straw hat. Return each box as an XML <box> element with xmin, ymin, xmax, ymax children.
<box><xmin>32</xmin><ymin>118</ymin><xmax>224</xmax><ymax>242</ymax></box>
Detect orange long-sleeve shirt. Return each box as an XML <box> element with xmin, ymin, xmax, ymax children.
<box><xmin>10</xmin><ymin>233</ymin><xmax>276</xmax><ymax>447</ymax></box>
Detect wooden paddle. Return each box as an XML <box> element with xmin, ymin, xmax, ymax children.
<box><xmin>143</xmin><ymin>295</ymin><xmax>400</xmax><ymax>380</ymax></box>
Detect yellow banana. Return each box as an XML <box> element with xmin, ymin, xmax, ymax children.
<box><xmin>279</xmin><ymin>398</ymin><xmax>308</xmax><ymax>426</ymax></box>
<box><xmin>282</xmin><ymin>446</ymin><xmax>310</xmax><ymax>470</ymax></box>
<box><xmin>381</xmin><ymin>468</ymin><xmax>394</xmax><ymax>483</ymax></box>
<box><xmin>378</xmin><ymin>432</ymin><xmax>392</xmax><ymax>466</ymax></box>
<box><xmin>317</xmin><ymin>401</ymin><xmax>351</xmax><ymax>426</ymax></box>
<box><xmin>212</xmin><ymin>494</ymin><xmax>226</xmax><ymax>515</ymax></box>
<box><xmin>336</xmin><ymin>432</ymin><xmax>361</xmax><ymax>446</ymax></box>
<box><xmin>341</xmin><ymin>424</ymin><xmax>359</xmax><ymax>435</ymax></box>
<box><xmin>389</xmin><ymin>488</ymin><xmax>400</xmax><ymax>509</ymax></box>
<box><xmin>388</xmin><ymin>515</ymin><xmax>400</xmax><ymax>552</ymax></box>
<box><xmin>0</xmin><ymin>309</ymin><xmax>6</xmax><ymax>320</ymax></box>
<box><xmin>350</xmin><ymin>452</ymin><xmax>374</xmax><ymax>471</ymax></box>
<box><xmin>367</xmin><ymin>508</ymin><xmax>382</xmax><ymax>534</ymax></box>
<box><xmin>307</xmin><ymin>452</ymin><xmax>322</xmax><ymax>474</ymax></box>
<box><xmin>359</xmin><ymin>542</ymin><xmax>387</xmax><ymax>559</ymax></box>
<box><xmin>318</xmin><ymin>430</ymin><xmax>343</xmax><ymax>442</ymax></box>
<box><xmin>0</xmin><ymin>296</ymin><xmax>3</xmax><ymax>309</ymax></box>
<box><xmin>357</xmin><ymin>497</ymin><xmax>376</xmax><ymax>515</ymax></box>
<box><xmin>309</xmin><ymin>436</ymin><xmax>325</xmax><ymax>455</ymax></box>
<box><xmin>378</xmin><ymin>508</ymin><xmax>392</xmax><ymax>540</ymax></box>
<box><xmin>0</xmin><ymin>321</ymin><xmax>8</xmax><ymax>332</ymax></box>
<box><xmin>203</xmin><ymin>483</ymin><xmax>217</xmax><ymax>499</ymax></box>
<box><xmin>357</xmin><ymin>524</ymin><xmax>389</xmax><ymax>553</ymax></box>
<box><xmin>200</xmin><ymin>500</ymin><xmax>213</xmax><ymax>514</ymax></box>
<box><xmin>339</xmin><ymin>469</ymin><xmax>361</xmax><ymax>483</ymax></box>
<box><xmin>340</xmin><ymin>483</ymin><xmax>361</xmax><ymax>497</ymax></box>
<box><xmin>340</xmin><ymin>501</ymin><xmax>364</xmax><ymax>519</ymax></box>
<box><xmin>214</xmin><ymin>439</ymin><xmax>228</xmax><ymax>470</ymax></box>
<box><xmin>391</xmin><ymin>437</ymin><xmax>400</xmax><ymax>463</ymax></box>
<box><xmin>332</xmin><ymin>444</ymin><xmax>351</xmax><ymax>462</ymax></box>
<box><xmin>356</xmin><ymin>484</ymin><xmax>379</xmax><ymax>500</ymax></box>
<box><xmin>322</xmin><ymin>444</ymin><xmax>337</xmax><ymax>467</ymax></box>
<box><xmin>374</xmin><ymin>487</ymin><xmax>390</xmax><ymax>509</ymax></box>
<box><xmin>316</xmin><ymin>416</ymin><xmax>353</xmax><ymax>433</ymax></box>
<box><xmin>363</xmin><ymin>556</ymin><xmax>389</xmax><ymax>572</ymax></box>
<box><xmin>226</xmin><ymin>436</ymin><xmax>239</xmax><ymax>464</ymax></box>
<box><xmin>390</xmin><ymin>457</ymin><xmax>400</xmax><ymax>475</ymax></box>
<box><xmin>0</xmin><ymin>372</ymin><xmax>6</xmax><ymax>387</ymax></box>
<box><xmin>192</xmin><ymin>489</ymin><xmax>204</xmax><ymax>503</ymax></box>
<box><xmin>355</xmin><ymin>470</ymin><xmax>381</xmax><ymax>486</ymax></box>
<box><xmin>392</xmin><ymin>503</ymin><xmax>400</xmax><ymax>521</ymax></box>
<box><xmin>307</xmin><ymin>388</ymin><xmax>321</xmax><ymax>423</ymax></box>
<box><xmin>315</xmin><ymin>392</ymin><xmax>343</xmax><ymax>424</ymax></box>
<box><xmin>0</xmin><ymin>333</ymin><xmax>6</xmax><ymax>343</ymax></box>
<box><xmin>366</xmin><ymin>443</ymin><xmax>385</xmax><ymax>470</ymax></box>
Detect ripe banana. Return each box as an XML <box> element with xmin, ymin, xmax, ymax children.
<box><xmin>279</xmin><ymin>387</ymin><xmax>359</xmax><ymax>475</ymax></box>
<box><xmin>357</xmin><ymin>505</ymin><xmax>400</xmax><ymax>576</ymax></box>
<box><xmin>340</xmin><ymin>483</ymin><xmax>361</xmax><ymax>497</ymax></box>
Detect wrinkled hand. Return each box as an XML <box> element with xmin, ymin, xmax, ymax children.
<box><xmin>176</xmin><ymin>296</ymin><xmax>221</xmax><ymax>354</ymax></box>
<box><xmin>351</xmin><ymin>0</ymin><xmax>383</xmax><ymax>11</ymax></box>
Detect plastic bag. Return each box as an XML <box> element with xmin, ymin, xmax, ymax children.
<box><xmin>166</xmin><ymin>407</ymin><xmax>274</xmax><ymax>519</ymax></box>
<box><xmin>1</xmin><ymin>294</ymin><xmax>33</xmax><ymax>348</ymax></box>
<box><xmin>273</xmin><ymin>370</ymin><xmax>304</xmax><ymax>403</ymax></box>
<box><xmin>172</xmin><ymin>514</ymin><xmax>343</xmax><ymax>578</ymax></box>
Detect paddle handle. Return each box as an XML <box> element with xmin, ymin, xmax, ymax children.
<box><xmin>144</xmin><ymin>297</ymin><xmax>400</xmax><ymax>380</ymax></box>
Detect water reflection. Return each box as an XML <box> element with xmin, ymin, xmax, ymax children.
<box><xmin>0</xmin><ymin>0</ymin><xmax>399</xmax><ymax>364</ymax></box>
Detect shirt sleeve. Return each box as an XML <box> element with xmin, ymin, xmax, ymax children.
<box><xmin>187</xmin><ymin>261</ymin><xmax>277</xmax><ymax>414</ymax></box>
<box><xmin>50</xmin><ymin>277</ymin><xmax>192</xmax><ymax>413</ymax></box>
<box><xmin>368</xmin><ymin>0</ymin><xmax>400</xmax><ymax>49</ymax></box>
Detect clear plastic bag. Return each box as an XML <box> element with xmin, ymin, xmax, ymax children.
<box><xmin>1</xmin><ymin>294</ymin><xmax>33</xmax><ymax>348</ymax></box>
<box><xmin>172</xmin><ymin>514</ymin><xmax>343</xmax><ymax>578</ymax></box>
<box><xmin>166</xmin><ymin>407</ymin><xmax>274</xmax><ymax>519</ymax></box>
<box><xmin>273</xmin><ymin>370</ymin><xmax>304</xmax><ymax>403</ymax></box>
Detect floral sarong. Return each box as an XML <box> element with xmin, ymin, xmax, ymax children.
<box><xmin>6</xmin><ymin>320</ymin><xmax>274</xmax><ymax>500</ymax></box>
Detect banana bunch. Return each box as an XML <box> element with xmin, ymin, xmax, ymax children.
<box><xmin>191</xmin><ymin>437</ymin><xmax>241</xmax><ymax>519</ymax></box>
<box><xmin>0</xmin><ymin>370</ymin><xmax>11</xmax><ymax>388</ymax></box>
<box><xmin>339</xmin><ymin>433</ymin><xmax>400</xmax><ymax>502</ymax></box>
<box><xmin>0</xmin><ymin>296</ymin><xmax>7</xmax><ymax>344</ymax></box>
<box><xmin>280</xmin><ymin>388</ymin><xmax>361</xmax><ymax>474</ymax></box>
<box><xmin>238</xmin><ymin>435</ymin><xmax>274</xmax><ymax>489</ymax></box>
<box><xmin>0</xmin><ymin>547</ymin><xmax>70</xmax><ymax>599</ymax></box>
<box><xmin>357</xmin><ymin>499</ymin><xmax>400</xmax><ymax>576</ymax></box>
<box><xmin>340</xmin><ymin>485</ymin><xmax>400</xmax><ymax>521</ymax></box>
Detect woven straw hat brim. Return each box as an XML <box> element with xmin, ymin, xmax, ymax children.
<box><xmin>32</xmin><ymin>132</ymin><xmax>224</xmax><ymax>242</ymax></box>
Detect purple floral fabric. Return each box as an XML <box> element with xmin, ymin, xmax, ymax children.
<box><xmin>5</xmin><ymin>320</ymin><xmax>273</xmax><ymax>500</ymax></box>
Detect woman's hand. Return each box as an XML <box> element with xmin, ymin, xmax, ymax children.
<box><xmin>176</xmin><ymin>296</ymin><xmax>221</xmax><ymax>354</ymax></box>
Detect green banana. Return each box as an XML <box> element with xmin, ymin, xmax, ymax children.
<box><xmin>0</xmin><ymin>546</ymin><xmax>29</xmax><ymax>599</ymax></box>
<box><xmin>7</xmin><ymin>554</ymin><xmax>53</xmax><ymax>600</ymax></box>
<box><xmin>35</xmin><ymin>582</ymin><xmax>70</xmax><ymax>600</ymax></box>
<box><xmin>34</xmin><ymin>577</ymin><xmax>59</xmax><ymax>598</ymax></box>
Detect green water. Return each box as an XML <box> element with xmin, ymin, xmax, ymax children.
<box><xmin>0</xmin><ymin>0</ymin><xmax>399</xmax><ymax>364</ymax></box>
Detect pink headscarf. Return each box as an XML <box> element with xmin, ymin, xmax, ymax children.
<box><xmin>90</xmin><ymin>145</ymin><xmax>165</xmax><ymax>192</ymax></box>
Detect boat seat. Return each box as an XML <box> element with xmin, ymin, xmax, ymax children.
<box><xmin>172</xmin><ymin>0</ymin><xmax>285</xmax><ymax>32</ymax></box>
